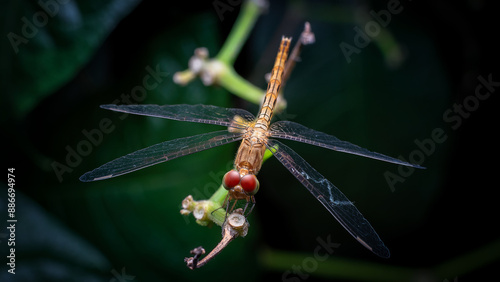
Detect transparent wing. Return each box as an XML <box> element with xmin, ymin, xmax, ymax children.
<box><xmin>270</xmin><ymin>121</ymin><xmax>423</xmax><ymax>168</ymax></box>
<box><xmin>80</xmin><ymin>130</ymin><xmax>243</xmax><ymax>182</ymax></box>
<box><xmin>266</xmin><ymin>139</ymin><xmax>390</xmax><ymax>258</ymax></box>
<box><xmin>101</xmin><ymin>104</ymin><xmax>255</xmax><ymax>128</ymax></box>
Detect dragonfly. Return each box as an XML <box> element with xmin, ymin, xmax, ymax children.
<box><xmin>80</xmin><ymin>36</ymin><xmax>423</xmax><ymax>258</ymax></box>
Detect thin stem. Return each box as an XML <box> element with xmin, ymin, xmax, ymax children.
<box><xmin>173</xmin><ymin>1</ymin><xmax>275</xmax><ymax>105</ymax></box>
<box><xmin>216</xmin><ymin>0</ymin><xmax>265</xmax><ymax>65</ymax></box>
<box><xmin>260</xmin><ymin>248</ymin><xmax>414</xmax><ymax>281</ymax></box>
<box><xmin>434</xmin><ymin>238</ymin><xmax>500</xmax><ymax>279</ymax></box>
<box><xmin>353</xmin><ymin>6</ymin><xmax>404</xmax><ymax>68</ymax></box>
<box><xmin>282</xmin><ymin>22</ymin><xmax>315</xmax><ymax>88</ymax></box>
<box><xmin>205</xmin><ymin>201</ymin><xmax>226</xmax><ymax>226</ymax></box>
<box><xmin>186</xmin><ymin>209</ymin><xmax>249</xmax><ymax>269</ymax></box>
<box><xmin>209</xmin><ymin>184</ymin><xmax>228</xmax><ymax>205</ymax></box>
<box><xmin>261</xmin><ymin>239</ymin><xmax>500</xmax><ymax>280</ymax></box>
<box><xmin>217</xmin><ymin>65</ymin><xmax>263</xmax><ymax>104</ymax></box>
<box><xmin>207</xmin><ymin>185</ymin><xmax>229</xmax><ymax>226</ymax></box>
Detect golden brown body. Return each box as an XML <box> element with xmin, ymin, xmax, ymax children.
<box><xmin>234</xmin><ymin>37</ymin><xmax>291</xmax><ymax>178</ymax></box>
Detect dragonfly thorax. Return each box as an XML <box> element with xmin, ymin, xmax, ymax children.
<box><xmin>234</xmin><ymin>128</ymin><xmax>268</xmax><ymax>175</ymax></box>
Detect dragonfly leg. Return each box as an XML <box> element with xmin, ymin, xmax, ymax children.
<box><xmin>242</xmin><ymin>197</ymin><xmax>256</xmax><ymax>217</ymax></box>
<box><xmin>229</xmin><ymin>199</ymin><xmax>239</xmax><ymax>213</ymax></box>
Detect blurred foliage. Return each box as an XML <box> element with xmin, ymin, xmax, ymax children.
<box><xmin>1</xmin><ymin>0</ymin><xmax>141</xmax><ymax>120</ymax></box>
<box><xmin>1</xmin><ymin>0</ymin><xmax>498</xmax><ymax>281</ymax></box>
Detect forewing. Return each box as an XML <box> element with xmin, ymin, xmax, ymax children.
<box><xmin>266</xmin><ymin>139</ymin><xmax>390</xmax><ymax>258</ymax></box>
<box><xmin>101</xmin><ymin>104</ymin><xmax>255</xmax><ymax>128</ymax></box>
<box><xmin>270</xmin><ymin>121</ymin><xmax>423</xmax><ymax>169</ymax></box>
<box><xmin>80</xmin><ymin>130</ymin><xmax>242</xmax><ymax>182</ymax></box>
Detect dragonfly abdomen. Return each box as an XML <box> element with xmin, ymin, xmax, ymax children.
<box><xmin>255</xmin><ymin>37</ymin><xmax>291</xmax><ymax>131</ymax></box>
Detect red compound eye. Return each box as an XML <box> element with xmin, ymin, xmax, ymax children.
<box><xmin>240</xmin><ymin>174</ymin><xmax>260</xmax><ymax>195</ymax></box>
<box><xmin>223</xmin><ymin>170</ymin><xmax>240</xmax><ymax>190</ymax></box>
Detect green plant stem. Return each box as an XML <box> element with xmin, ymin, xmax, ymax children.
<box><xmin>209</xmin><ymin>185</ymin><xmax>229</xmax><ymax>206</ymax></box>
<box><xmin>207</xmin><ymin>201</ymin><xmax>227</xmax><ymax>226</ymax></box>
<box><xmin>434</xmin><ymin>238</ymin><xmax>500</xmax><ymax>279</ymax></box>
<box><xmin>174</xmin><ymin>1</ymin><xmax>267</xmax><ymax>104</ymax></box>
<box><xmin>261</xmin><ymin>238</ymin><xmax>500</xmax><ymax>280</ymax></box>
<box><xmin>298</xmin><ymin>3</ymin><xmax>403</xmax><ymax>67</ymax></box>
<box><xmin>216</xmin><ymin>0</ymin><xmax>263</xmax><ymax>65</ymax></box>
<box><xmin>260</xmin><ymin>248</ymin><xmax>414</xmax><ymax>281</ymax></box>
<box><xmin>218</xmin><ymin>65</ymin><xmax>263</xmax><ymax>104</ymax></box>
<box><xmin>206</xmin><ymin>185</ymin><xmax>228</xmax><ymax>226</ymax></box>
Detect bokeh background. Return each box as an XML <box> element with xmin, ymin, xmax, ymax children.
<box><xmin>1</xmin><ymin>0</ymin><xmax>498</xmax><ymax>281</ymax></box>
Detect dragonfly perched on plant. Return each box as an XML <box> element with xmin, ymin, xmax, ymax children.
<box><xmin>80</xmin><ymin>36</ymin><xmax>423</xmax><ymax>258</ymax></box>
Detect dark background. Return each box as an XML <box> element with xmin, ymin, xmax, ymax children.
<box><xmin>1</xmin><ymin>0</ymin><xmax>498</xmax><ymax>281</ymax></box>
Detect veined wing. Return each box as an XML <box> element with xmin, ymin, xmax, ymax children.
<box><xmin>101</xmin><ymin>104</ymin><xmax>255</xmax><ymax>129</ymax></box>
<box><xmin>270</xmin><ymin>121</ymin><xmax>424</xmax><ymax>169</ymax></box>
<box><xmin>266</xmin><ymin>139</ymin><xmax>390</xmax><ymax>258</ymax></box>
<box><xmin>80</xmin><ymin>130</ymin><xmax>243</xmax><ymax>182</ymax></box>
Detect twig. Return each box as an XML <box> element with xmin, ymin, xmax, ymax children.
<box><xmin>185</xmin><ymin>209</ymin><xmax>249</xmax><ymax>269</ymax></box>
<box><xmin>217</xmin><ymin>0</ymin><xmax>269</xmax><ymax>65</ymax></box>
<box><xmin>281</xmin><ymin>22</ymin><xmax>315</xmax><ymax>89</ymax></box>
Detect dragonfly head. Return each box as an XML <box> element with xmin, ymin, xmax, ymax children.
<box><xmin>222</xmin><ymin>170</ymin><xmax>260</xmax><ymax>196</ymax></box>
